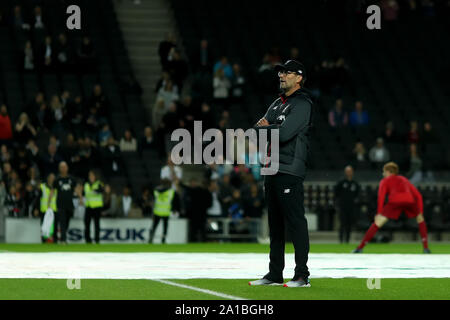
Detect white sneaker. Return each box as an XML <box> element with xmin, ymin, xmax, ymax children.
<box><xmin>283</xmin><ymin>277</ymin><xmax>311</xmax><ymax>288</ymax></box>
<box><xmin>248</xmin><ymin>278</ymin><xmax>283</xmax><ymax>286</ymax></box>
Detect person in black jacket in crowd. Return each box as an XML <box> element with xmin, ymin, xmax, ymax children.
<box><xmin>250</xmin><ymin>60</ymin><xmax>313</xmax><ymax>288</ymax></box>
<box><xmin>178</xmin><ymin>177</ymin><xmax>212</xmax><ymax>242</ymax></box>
<box><xmin>334</xmin><ymin>165</ymin><xmax>361</xmax><ymax>243</ymax></box>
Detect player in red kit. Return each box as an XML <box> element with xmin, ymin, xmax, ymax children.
<box><xmin>353</xmin><ymin>162</ymin><xmax>431</xmax><ymax>253</ymax></box>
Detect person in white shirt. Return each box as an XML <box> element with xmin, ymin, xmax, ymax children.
<box><xmin>119</xmin><ymin>129</ymin><xmax>137</xmax><ymax>152</ymax></box>
<box><xmin>369</xmin><ymin>138</ymin><xmax>390</xmax><ymax>165</ymax></box>
<box><xmin>160</xmin><ymin>155</ymin><xmax>183</xmax><ymax>190</ymax></box>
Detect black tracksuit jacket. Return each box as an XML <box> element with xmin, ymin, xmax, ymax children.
<box><xmin>255</xmin><ymin>88</ymin><xmax>313</xmax><ymax>179</ymax></box>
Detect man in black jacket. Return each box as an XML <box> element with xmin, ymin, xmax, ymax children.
<box><xmin>249</xmin><ymin>60</ymin><xmax>313</xmax><ymax>288</ymax></box>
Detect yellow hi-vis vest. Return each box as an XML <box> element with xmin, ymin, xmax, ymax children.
<box><xmin>84</xmin><ymin>181</ymin><xmax>104</xmax><ymax>209</ymax></box>
<box><xmin>40</xmin><ymin>183</ymin><xmax>57</xmax><ymax>213</ymax></box>
<box><xmin>153</xmin><ymin>189</ymin><xmax>175</xmax><ymax>217</ymax></box>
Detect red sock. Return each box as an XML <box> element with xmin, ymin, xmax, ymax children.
<box><xmin>418</xmin><ymin>221</ymin><xmax>429</xmax><ymax>249</ymax></box>
<box><xmin>357</xmin><ymin>223</ymin><xmax>379</xmax><ymax>250</ymax></box>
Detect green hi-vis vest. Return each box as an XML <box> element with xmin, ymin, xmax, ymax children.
<box><xmin>153</xmin><ymin>189</ymin><xmax>175</xmax><ymax>217</ymax></box>
<box><xmin>84</xmin><ymin>181</ymin><xmax>104</xmax><ymax>209</ymax></box>
<box><xmin>40</xmin><ymin>183</ymin><xmax>57</xmax><ymax>213</ymax></box>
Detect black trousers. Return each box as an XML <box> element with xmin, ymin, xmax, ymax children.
<box><xmin>55</xmin><ymin>208</ymin><xmax>72</xmax><ymax>242</ymax></box>
<box><xmin>150</xmin><ymin>215</ymin><xmax>169</xmax><ymax>243</ymax></box>
<box><xmin>188</xmin><ymin>217</ymin><xmax>206</xmax><ymax>243</ymax></box>
<box><xmin>85</xmin><ymin>207</ymin><xmax>101</xmax><ymax>243</ymax></box>
<box><xmin>264</xmin><ymin>173</ymin><xmax>310</xmax><ymax>281</ymax></box>
<box><xmin>338</xmin><ymin>206</ymin><xmax>355</xmax><ymax>243</ymax></box>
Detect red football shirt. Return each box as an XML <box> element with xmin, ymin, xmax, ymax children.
<box><xmin>377</xmin><ymin>174</ymin><xmax>423</xmax><ymax>213</ymax></box>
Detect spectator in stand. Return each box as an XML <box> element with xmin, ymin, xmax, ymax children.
<box><xmin>25</xmin><ymin>139</ymin><xmax>39</xmax><ymax>165</ymax></box>
<box><xmin>333</xmin><ymin>57</ymin><xmax>350</xmax><ymax>95</ymax></box>
<box><xmin>406</xmin><ymin>143</ymin><xmax>423</xmax><ymax>184</ymax></box>
<box><xmin>138</xmin><ymin>126</ymin><xmax>156</xmax><ymax>155</ymax></box>
<box><xmin>102</xmin><ymin>184</ymin><xmax>117</xmax><ymax>217</ymax></box>
<box><xmin>12</xmin><ymin>5</ymin><xmax>28</xmax><ymax>30</ymax></box>
<box><xmin>243</xmin><ymin>183</ymin><xmax>264</xmax><ymax>219</ymax></box>
<box><xmin>228</xmin><ymin>189</ymin><xmax>247</xmax><ymax>234</ymax></box>
<box><xmin>32</xmin><ymin>6</ymin><xmax>46</xmax><ymax>29</ymax></box>
<box><xmin>60</xmin><ymin>134</ymin><xmax>80</xmax><ymax>168</ymax></box>
<box><xmin>155</xmin><ymin>71</ymin><xmax>178</xmax><ymax>94</ymax></box>
<box><xmin>230</xmin><ymin>63</ymin><xmax>245</xmax><ymax>103</ymax></box>
<box><xmin>380</xmin><ymin>0</ymin><xmax>400</xmax><ymax>22</ymax></box>
<box><xmin>158</xmin><ymin>32</ymin><xmax>177</xmax><ymax>70</ymax></box>
<box><xmin>50</xmin><ymin>95</ymin><xmax>66</xmax><ymax>138</ymax></box>
<box><xmin>138</xmin><ymin>186</ymin><xmax>153</xmax><ymax>217</ymax></box>
<box><xmin>268</xmin><ymin>47</ymin><xmax>282</xmax><ymax>65</ymax></box>
<box><xmin>382</xmin><ymin>121</ymin><xmax>400</xmax><ymax>145</ymax></box>
<box><xmin>193</xmin><ymin>39</ymin><xmax>214</xmax><ymax>72</ymax></box>
<box><xmin>119</xmin><ymin>129</ymin><xmax>137</xmax><ymax>152</ymax></box>
<box><xmin>25</xmin><ymin>92</ymin><xmax>45</xmax><ymax>125</ymax></box>
<box><xmin>160</xmin><ymin>102</ymin><xmax>183</xmax><ymax>154</ymax></box>
<box><xmin>36</xmin><ymin>102</ymin><xmax>53</xmax><ymax>131</ymax></box>
<box><xmin>421</xmin><ymin>121</ymin><xmax>437</xmax><ymax>146</ymax></box>
<box><xmin>55</xmin><ymin>33</ymin><xmax>74</xmax><ymax>71</ymax></box>
<box><xmin>156</xmin><ymin>80</ymin><xmax>179</xmax><ymax>112</ymax></box>
<box><xmin>328</xmin><ymin>99</ymin><xmax>348</xmax><ymax>128</ymax></box>
<box><xmin>101</xmin><ymin>136</ymin><xmax>122</xmax><ymax>176</ymax></box>
<box><xmin>40</xmin><ymin>36</ymin><xmax>54</xmax><ymax>72</ymax></box>
<box><xmin>167</xmin><ymin>48</ymin><xmax>188</xmax><ymax>91</ymax></box>
<box><xmin>77</xmin><ymin>36</ymin><xmax>95</xmax><ymax>72</ymax></box>
<box><xmin>349</xmin><ymin>101</ymin><xmax>369</xmax><ymax>127</ymax></box>
<box><xmin>352</xmin><ymin>141</ymin><xmax>370</xmax><ymax>169</ymax></box>
<box><xmin>407</xmin><ymin>120</ymin><xmax>420</xmax><ymax>144</ymax></box>
<box><xmin>5</xmin><ymin>184</ymin><xmax>23</xmax><ymax>217</ymax></box>
<box><xmin>116</xmin><ymin>185</ymin><xmax>140</xmax><ymax>217</ymax></box>
<box><xmin>181</xmin><ymin>177</ymin><xmax>212</xmax><ymax>242</ymax></box>
<box><xmin>178</xmin><ymin>95</ymin><xmax>196</xmax><ymax>133</ymax></box>
<box><xmin>288</xmin><ymin>47</ymin><xmax>301</xmax><ymax>61</ymax></box>
<box><xmin>14</xmin><ymin>113</ymin><xmax>37</xmax><ymax>146</ymax></box>
<box><xmin>98</xmin><ymin>123</ymin><xmax>112</xmax><ymax>147</ymax></box>
<box><xmin>89</xmin><ymin>84</ymin><xmax>109</xmax><ymax>120</ymax></box>
<box><xmin>60</xmin><ymin>90</ymin><xmax>72</xmax><ymax>109</ymax></box>
<box><xmin>207</xmin><ymin>180</ymin><xmax>223</xmax><ymax>217</ymax></box>
<box><xmin>160</xmin><ymin>154</ymin><xmax>183</xmax><ymax>189</ymax></box>
<box><xmin>24</xmin><ymin>181</ymin><xmax>40</xmax><ymax>218</ymax></box>
<box><xmin>258</xmin><ymin>53</ymin><xmax>273</xmax><ymax>73</ymax></box>
<box><xmin>0</xmin><ymin>105</ymin><xmax>13</xmax><ymax>145</ymax></box>
<box><xmin>213</xmin><ymin>68</ymin><xmax>231</xmax><ymax>111</ymax></box>
<box><xmin>1</xmin><ymin>144</ymin><xmax>13</xmax><ymax>163</ymax></box>
<box><xmin>39</xmin><ymin>143</ymin><xmax>63</xmax><ymax>177</ymax></box>
<box><xmin>15</xmin><ymin>148</ymin><xmax>32</xmax><ymax>183</ymax></box>
<box><xmin>369</xmin><ymin>138</ymin><xmax>390</xmax><ymax>167</ymax></box>
<box><xmin>213</xmin><ymin>56</ymin><xmax>233</xmax><ymax>80</ymax></box>
<box><xmin>68</xmin><ymin>96</ymin><xmax>85</xmax><ymax>137</ymax></box>
<box><xmin>23</xmin><ymin>41</ymin><xmax>34</xmax><ymax>71</ymax></box>
<box><xmin>198</xmin><ymin>102</ymin><xmax>215</xmax><ymax>131</ymax></box>
<box><xmin>85</xmin><ymin>106</ymin><xmax>100</xmax><ymax>139</ymax></box>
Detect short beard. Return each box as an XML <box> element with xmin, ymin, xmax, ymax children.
<box><xmin>279</xmin><ymin>83</ymin><xmax>291</xmax><ymax>94</ymax></box>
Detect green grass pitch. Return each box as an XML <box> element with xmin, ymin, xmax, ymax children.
<box><xmin>1</xmin><ymin>243</ymin><xmax>450</xmax><ymax>300</ymax></box>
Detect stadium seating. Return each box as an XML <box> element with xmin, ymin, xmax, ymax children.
<box><xmin>170</xmin><ymin>0</ymin><xmax>450</xmax><ymax>177</ymax></box>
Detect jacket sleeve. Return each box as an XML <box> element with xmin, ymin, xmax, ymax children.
<box><xmin>254</xmin><ymin>97</ymin><xmax>312</xmax><ymax>143</ymax></box>
<box><xmin>377</xmin><ymin>179</ymin><xmax>387</xmax><ymax>214</ymax></box>
<box><xmin>408</xmin><ymin>182</ymin><xmax>423</xmax><ymax>213</ymax></box>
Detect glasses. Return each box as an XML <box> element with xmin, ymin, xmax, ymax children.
<box><xmin>278</xmin><ymin>70</ymin><xmax>297</xmax><ymax>77</ymax></box>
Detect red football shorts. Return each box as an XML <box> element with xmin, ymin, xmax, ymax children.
<box><xmin>381</xmin><ymin>202</ymin><xmax>420</xmax><ymax>220</ymax></box>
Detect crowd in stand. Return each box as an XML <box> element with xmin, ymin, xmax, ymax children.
<box><xmin>155</xmin><ymin>33</ymin><xmax>264</xmax><ymax>240</ymax></box>
<box><xmin>1</xmin><ymin>1</ymin><xmax>448</xmax><ymax>243</ymax></box>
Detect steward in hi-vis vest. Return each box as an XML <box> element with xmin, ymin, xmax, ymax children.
<box><xmin>149</xmin><ymin>178</ymin><xmax>180</xmax><ymax>244</ymax></box>
<box><xmin>83</xmin><ymin>170</ymin><xmax>104</xmax><ymax>244</ymax></box>
<box><xmin>39</xmin><ymin>173</ymin><xmax>56</xmax><ymax>243</ymax></box>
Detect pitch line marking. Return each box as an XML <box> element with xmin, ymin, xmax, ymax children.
<box><xmin>151</xmin><ymin>279</ymin><xmax>250</xmax><ymax>300</ymax></box>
